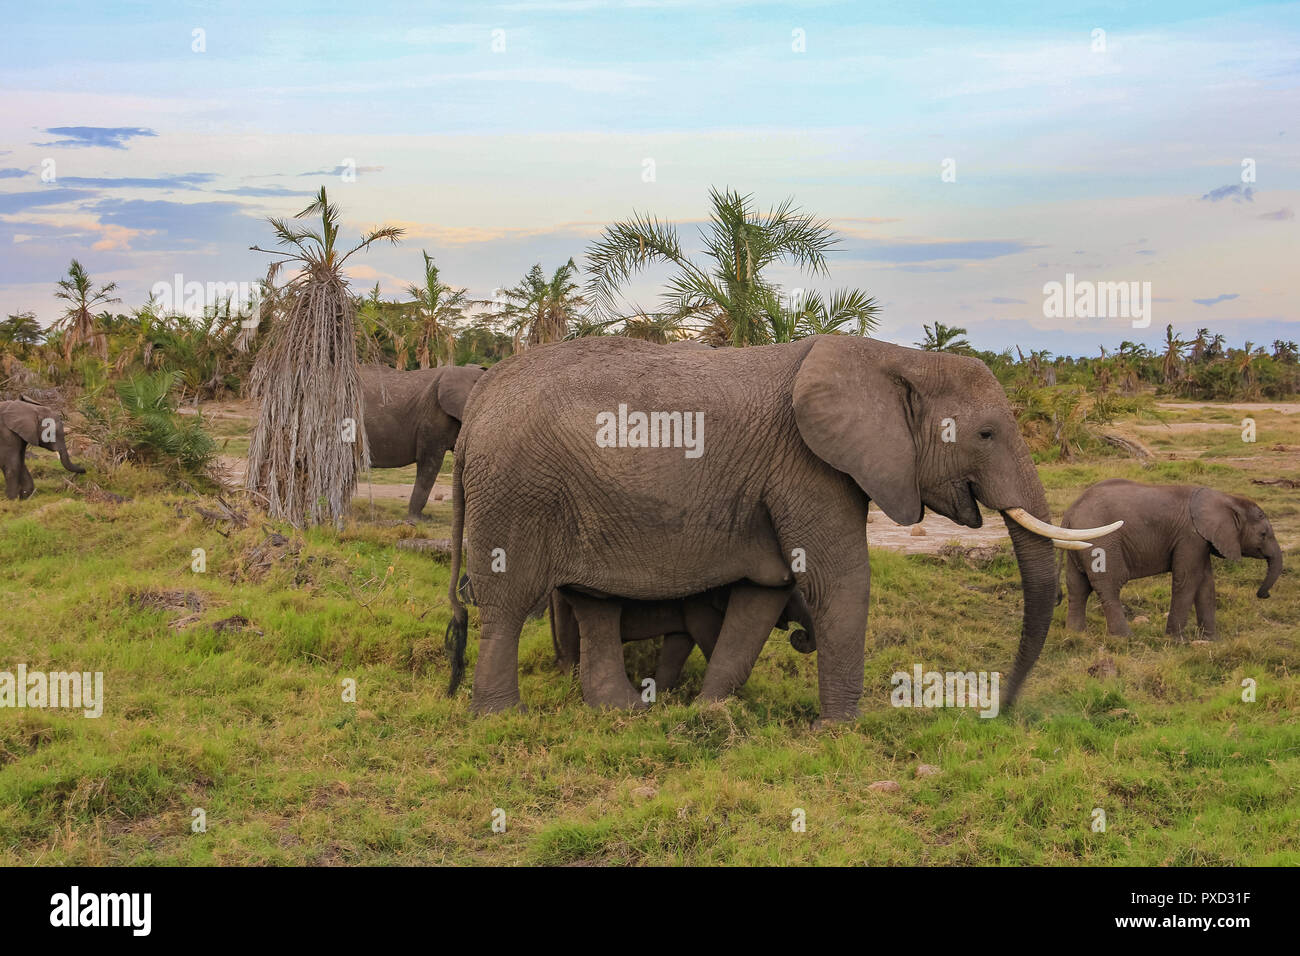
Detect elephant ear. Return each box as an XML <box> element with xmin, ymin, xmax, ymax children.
<box><xmin>1191</xmin><ymin>488</ymin><xmax>1243</xmax><ymax>560</ymax></box>
<box><xmin>792</xmin><ymin>337</ymin><xmax>923</xmax><ymax>525</ymax></box>
<box><xmin>436</xmin><ymin>365</ymin><xmax>484</xmax><ymax>422</ymax></box>
<box><xmin>1</xmin><ymin>402</ymin><xmax>42</xmax><ymax>445</ymax></box>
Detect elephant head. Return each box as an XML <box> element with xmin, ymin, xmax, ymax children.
<box><xmin>1191</xmin><ymin>489</ymin><xmax>1283</xmax><ymax>599</ymax></box>
<box><xmin>436</xmin><ymin>365</ymin><xmax>483</xmax><ymax>422</ymax></box>
<box><xmin>792</xmin><ymin>337</ymin><xmax>1118</xmax><ymax>706</ymax></box>
<box><xmin>3</xmin><ymin>397</ymin><xmax>86</xmax><ymax>475</ymax></box>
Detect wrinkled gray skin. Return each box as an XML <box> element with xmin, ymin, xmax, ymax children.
<box><xmin>447</xmin><ymin>336</ymin><xmax>1062</xmax><ymax>721</ymax></box>
<box><xmin>549</xmin><ymin>585</ymin><xmax>815</xmax><ymax>705</ymax></box>
<box><xmin>1063</xmin><ymin>479</ymin><xmax>1283</xmax><ymax>639</ymax></box>
<box><xmin>360</xmin><ymin>364</ymin><xmax>483</xmax><ymax>518</ymax></box>
<box><xmin>0</xmin><ymin>398</ymin><xmax>86</xmax><ymax>500</ymax></box>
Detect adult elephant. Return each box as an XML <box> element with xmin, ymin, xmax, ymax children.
<box><xmin>549</xmin><ymin>585</ymin><xmax>815</xmax><ymax>705</ymax></box>
<box><xmin>0</xmin><ymin>397</ymin><xmax>86</xmax><ymax>500</ymax></box>
<box><xmin>360</xmin><ymin>364</ymin><xmax>483</xmax><ymax>519</ymax></box>
<box><xmin>1062</xmin><ymin>479</ymin><xmax>1284</xmax><ymax>638</ymax></box>
<box><xmin>445</xmin><ymin>336</ymin><xmax>1117</xmax><ymax>720</ymax></box>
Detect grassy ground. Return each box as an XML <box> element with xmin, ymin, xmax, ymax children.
<box><xmin>0</xmin><ymin>401</ymin><xmax>1296</xmax><ymax>865</ymax></box>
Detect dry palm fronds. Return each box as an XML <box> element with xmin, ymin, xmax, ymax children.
<box><xmin>245</xmin><ymin>188</ymin><xmax>402</xmax><ymax>528</ymax></box>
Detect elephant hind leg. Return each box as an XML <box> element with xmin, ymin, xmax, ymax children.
<box><xmin>1091</xmin><ymin>578</ymin><xmax>1131</xmax><ymax>637</ymax></box>
<box><xmin>470</xmin><ymin>604</ymin><xmax>529</xmax><ymax>714</ymax></box>
<box><xmin>19</xmin><ymin>463</ymin><xmax>35</xmax><ymax>500</ymax></box>
<box><xmin>1065</xmin><ymin>559</ymin><xmax>1091</xmax><ymax>632</ymax></box>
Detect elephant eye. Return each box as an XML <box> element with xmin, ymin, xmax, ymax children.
<box><xmin>978</xmin><ymin>427</ymin><xmax>994</xmax><ymax>440</ymax></box>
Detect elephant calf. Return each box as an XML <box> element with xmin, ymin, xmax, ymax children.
<box><xmin>1062</xmin><ymin>479</ymin><xmax>1283</xmax><ymax>639</ymax></box>
<box><xmin>549</xmin><ymin>586</ymin><xmax>815</xmax><ymax>707</ymax></box>
<box><xmin>0</xmin><ymin>397</ymin><xmax>86</xmax><ymax>500</ymax></box>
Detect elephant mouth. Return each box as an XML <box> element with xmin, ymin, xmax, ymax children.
<box><xmin>933</xmin><ymin>479</ymin><xmax>982</xmax><ymax>528</ymax></box>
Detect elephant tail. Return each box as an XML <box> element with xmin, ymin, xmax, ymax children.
<box><xmin>444</xmin><ymin>451</ymin><xmax>469</xmax><ymax>696</ymax></box>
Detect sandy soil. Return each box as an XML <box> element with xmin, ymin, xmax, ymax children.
<box><xmin>1156</xmin><ymin>401</ymin><xmax>1300</xmax><ymax>414</ymax></box>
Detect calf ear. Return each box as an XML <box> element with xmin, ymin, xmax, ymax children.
<box><xmin>1191</xmin><ymin>488</ymin><xmax>1243</xmax><ymax>560</ymax></box>
<box><xmin>792</xmin><ymin>337</ymin><xmax>923</xmax><ymax>525</ymax></box>
<box><xmin>436</xmin><ymin>366</ymin><xmax>484</xmax><ymax>422</ymax></box>
<box><xmin>1</xmin><ymin>402</ymin><xmax>42</xmax><ymax>445</ymax></box>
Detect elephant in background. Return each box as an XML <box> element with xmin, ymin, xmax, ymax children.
<box><xmin>360</xmin><ymin>364</ymin><xmax>483</xmax><ymax>518</ymax></box>
<box><xmin>0</xmin><ymin>397</ymin><xmax>86</xmax><ymax>500</ymax></box>
<box><xmin>549</xmin><ymin>584</ymin><xmax>815</xmax><ymax>707</ymax></box>
<box><xmin>446</xmin><ymin>336</ymin><xmax>1117</xmax><ymax>719</ymax></box>
<box><xmin>1062</xmin><ymin>479</ymin><xmax>1283</xmax><ymax>639</ymax></box>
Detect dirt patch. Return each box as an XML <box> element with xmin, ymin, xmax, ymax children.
<box><xmin>867</xmin><ymin>510</ymin><xmax>1009</xmax><ymax>555</ymax></box>
<box><xmin>1156</xmin><ymin>402</ymin><xmax>1300</xmax><ymax>415</ymax></box>
<box><xmin>216</xmin><ymin>456</ymin><xmax>450</xmax><ymax>503</ymax></box>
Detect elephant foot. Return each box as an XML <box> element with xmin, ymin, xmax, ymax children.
<box><xmin>584</xmin><ymin>681</ymin><xmax>648</xmax><ymax>711</ymax></box>
<box><xmin>555</xmin><ymin>655</ymin><xmax>579</xmax><ymax>674</ymax></box>
<box><xmin>470</xmin><ymin>696</ymin><xmax>528</xmax><ymax>715</ymax></box>
<box><xmin>404</xmin><ymin>512</ymin><xmax>431</xmax><ymax>524</ymax></box>
<box><xmin>811</xmin><ymin>710</ymin><xmax>859</xmax><ymax>730</ymax></box>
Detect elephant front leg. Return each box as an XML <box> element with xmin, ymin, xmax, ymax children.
<box><xmin>1192</xmin><ymin>566</ymin><xmax>1217</xmax><ymax>640</ymax></box>
<box><xmin>407</xmin><ymin>451</ymin><xmax>443</xmax><ymax>519</ymax></box>
<box><xmin>549</xmin><ymin>593</ymin><xmax>581</xmax><ymax>673</ymax></box>
<box><xmin>3</xmin><ymin>461</ymin><xmax>21</xmax><ymax>500</ymax></box>
<box><xmin>566</xmin><ymin>592</ymin><xmax>645</xmax><ymax>710</ymax></box>
<box><xmin>653</xmin><ymin>633</ymin><xmax>695</xmax><ymax>691</ymax></box>
<box><xmin>697</xmin><ymin>584</ymin><xmax>798</xmax><ymax>704</ymax></box>
<box><xmin>809</xmin><ymin>571</ymin><xmax>870</xmax><ymax>724</ymax></box>
<box><xmin>1165</xmin><ymin>566</ymin><xmax>1199</xmax><ymax>641</ymax></box>
<box><xmin>1193</xmin><ymin>576</ymin><xmax>1217</xmax><ymax>639</ymax></box>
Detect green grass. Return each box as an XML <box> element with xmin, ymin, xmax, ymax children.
<box><xmin>0</xmin><ymin>406</ymin><xmax>1296</xmax><ymax>865</ymax></box>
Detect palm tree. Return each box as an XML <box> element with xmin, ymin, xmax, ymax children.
<box><xmin>915</xmin><ymin>322</ymin><xmax>971</xmax><ymax>353</ymax></box>
<box><xmin>495</xmin><ymin>260</ymin><xmax>585</xmax><ymax>350</ymax></box>
<box><xmin>1271</xmin><ymin>339</ymin><xmax>1298</xmax><ymax>364</ymax></box>
<box><xmin>1189</xmin><ymin>328</ymin><xmax>1210</xmax><ymax>364</ymax></box>
<box><xmin>246</xmin><ymin>187</ymin><xmax>403</xmax><ymax>527</ymax></box>
<box><xmin>617</xmin><ymin>312</ymin><xmax>687</xmax><ymax>344</ymax></box>
<box><xmin>1160</xmin><ymin>324</ymin><xmax>1186</xmax><ymax>384</ymax></box>
<box><xmin>53</xmin><ymin>259</ymin><xmax>119</xmax><ymax>362</ymax></box>
<box><xmin>788</xmin><ymin>289</ymin><xmax>880</xmax><ymax>339</ymax></box>
<box><xmin>406</xmin><ymin>251</ymin><xmax>468</xmax><ymax>367</ymax></box>
<box><xmin>584</xmin><ymin>188</ymin><xmax>875</xmax><ymax>347</ymax></box>
<box><xmin>1235</xmin><ymin>341</ymin><xmax>1266</xmax><ymax>399</ymax></box>
<box><xmin>0</xmin><ymin>311</ymin><xmax>44</xmax><ymax>357</ymax></box>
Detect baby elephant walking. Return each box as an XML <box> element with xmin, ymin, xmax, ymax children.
<box><xmin>1062</xmin><ymin>479</ymin><xmax>1283</xmax><ymax>639</ymax></box>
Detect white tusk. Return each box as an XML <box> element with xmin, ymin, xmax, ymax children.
<box><xmin>1005</xmin><ymin>507</ymin><xmax>1123</xmax><ymax>542</ymax></box>
<box><xmin>1053</xmin><ymin>539</ymin><xmax>1091</xmax><ymax>551</ymax></box>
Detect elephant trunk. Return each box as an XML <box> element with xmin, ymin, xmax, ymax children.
<box><xmin>1258</xmin><ymin>541</ymin><xmax>1283</xmax><ymax>599</ymax></box>
<box><xmin>999</xmin><ymin>483</ymin><xmax>1059</xmax><ymax>709</ymax></box>
<box><xmin>57</xmin><ymin>437</ymin><xmax>86</xmax><ymax>474</ymax></box>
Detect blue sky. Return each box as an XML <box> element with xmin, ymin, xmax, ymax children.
<box><xmin>1</xmin><ymin>0</ymin><xmax>1297</xmax><ymax>354</ymax></box>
